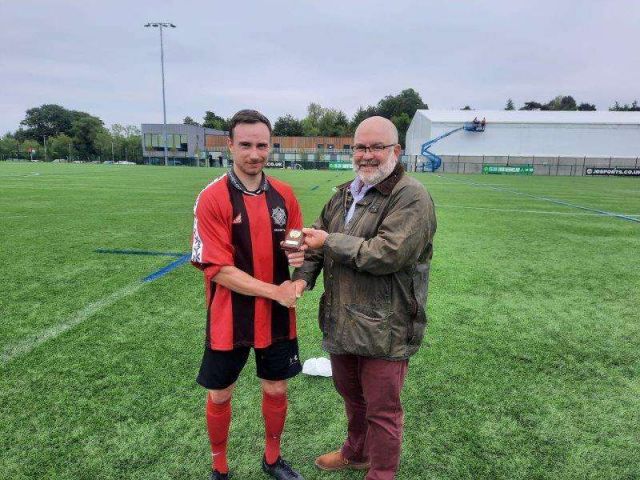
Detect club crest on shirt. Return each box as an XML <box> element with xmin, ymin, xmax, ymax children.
<box><xmin>271</xmin><ymin>207</ymin><xmax>287</xmax><ymax>227</ymax></box>
<box><xmin>232</xmin><ymin>213</ymin><xmax>242</xmax><ymax>224</ymax></box>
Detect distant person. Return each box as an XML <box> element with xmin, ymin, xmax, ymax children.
<box><xmin>287</xmin><ymin>116</ymin><xmax>437</xmax><ymax>479</ymax></box>
<box><xmin>191</xmin><ymin>109</ymin><xmax>305</xmax><ymax>480</ymax></box>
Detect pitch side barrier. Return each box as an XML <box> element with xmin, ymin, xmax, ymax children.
<box><xmin>407</xmin><ymin>155</ymin><xmax>640</xmax><ymax>176</ymax></box>
<box><xmin>585</xmin><ymin>167</ymin><xmax>640</xmax><ymax>177</ymax></box>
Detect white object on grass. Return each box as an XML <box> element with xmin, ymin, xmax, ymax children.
<box><xmin>302</xmin><ymin>357</ymin><xmax>332</xmax><ymax>377</ymax></box>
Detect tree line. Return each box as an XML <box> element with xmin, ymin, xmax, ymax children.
<box><xmin>503</xmin><ymin>95</ymin><xmax>639</xmax><ymax>112</ymax></box>
<box><xmin>183</xmin><ymin>88</ymin><xmax>428</xmax><ymax>146</ymax></box>
<box><xmin>2</xmin><ymin>92</ymin><xmax>638</xmax><ymax>161</ymax></box>
<box><xmin>0</xmin><ymin>104</ymin><xmax>142</xmax><ymax>162</ymax></box>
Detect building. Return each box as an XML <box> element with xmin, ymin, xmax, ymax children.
<box><xmin>206</xmin><ymin>135</ymin><xmax>353</xmax><ymax>169</ymax></box>
<box><xmin>141</xmin><ymin>124</ymin><xmax>227</xmax><ymax>165</ymax></box>
<box><xmin>142</xmin><ymin>124</ymin><xmax>353</xmax><ymax>168</ymax></box>
<box><xmin>205</xmin><ymin>135</ymin><xmax>352</xmax><ymax>151</ymax></box>
<box><xmin>405</xmin><ymin>110</ymin><xmax>640</xmax><ymax>175</ymax></box>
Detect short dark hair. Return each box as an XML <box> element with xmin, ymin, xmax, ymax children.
<box><xmin>228</xmin><ymin>109</ymin><xmax>272</xmax><ymax>140</ymax></box>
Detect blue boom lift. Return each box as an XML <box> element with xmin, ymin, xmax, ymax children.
<box><xmin>420</xmin><ymin>118</ymin><xmax>486</xmax><ymax>172</ymax></box>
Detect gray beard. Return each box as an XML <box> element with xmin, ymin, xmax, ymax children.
<box><xmin>355</xmin><ymin>155</ymin><xmax>397</xmax><ymax>185</ymax></box>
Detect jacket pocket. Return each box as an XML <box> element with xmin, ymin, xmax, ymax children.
<box><xmin>342</xmin><ymin>303</ymin><xmax>392</xmax><ymax>356</ymax></box>
<box><xmin>318</xmin><ymin>292</ymin><xmax>327</xmax><ymax>334</ymax></box>
<box><xmin>407</xmin><ymin>304</ymin><xmax>427</xmax><ymax>346</ymax></box>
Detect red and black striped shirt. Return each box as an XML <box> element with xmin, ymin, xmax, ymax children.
<box><xmin>191</xmin><ymin>170</ymin><xmax>303</xmax><ymax>350</ymax></box>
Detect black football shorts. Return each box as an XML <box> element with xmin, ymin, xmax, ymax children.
<box><xmin>196</xmin><ymin>338</ymin><xmax>302</xmax><ymax>390</ymax></box>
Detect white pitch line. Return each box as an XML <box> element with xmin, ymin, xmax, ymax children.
<box><xmin>1</xmin><ymin>209</ymin><xmax>190</xmax><ymax>219</ymax></box>
<box><xmin>437</xmin><ymin>204</ymin><xmax>640</xmax><ymax>217</ymax></box>
<box><xmin>0</xmin><ymin>172</ymin><xmax>41</xmax><ymax>178</ymax></box>
<box><xmin>1</xmin><ymin>281</ymin><xmax>143</xmax><ymax>367</ymax></box>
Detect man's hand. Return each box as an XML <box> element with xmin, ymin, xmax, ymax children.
<box><xmin>302</xmin><ymin>228</ymin><xmax>328</xmax><ymax>249</ymax></box>
<box><xmin>274</xmin><ymin>280</ymin><xmax>297</xmax><ymax>308</ymax></box>
<box><xmin>284</xmin><ymin>244</ymin><xmax>308</xmax><ymax>268</ymax></box>
<box><xmin>292</xmin><ymin>279</ymin><xmax>307</xmax><ymax>299</ymax></box>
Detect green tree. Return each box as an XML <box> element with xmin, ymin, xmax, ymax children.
<box><xmin>461</xmin><ymin>105</ymin><xmax>473</xmax><ymax>110</ymax></box>
<box><xmin>610</xmin><ymin>100</ymin><xmax>640</xmax><ymax>111</ymax></box>
<box><xmin>317</xmin><ymin>109</ymin><xmax>349</xmax><ymax>136</ymax></box>
<box><xmin>301</xmin><ymin>103</ymin><xmax>323</xmax><ymax>136</ymax></box>
<box><xmin>350</xmin><ymin>105</ymin><xmax>378</xmax><ymax>131</ymax></box>
<box><xmin>107</xmin><ymin>124</ymin><xmax>142</xmax><ymax>163</ymax></box>
<box><xmin>577</xmin><ymin>102</ymin><xmax>596</xmax><ymax>111</ymax></box>
<box><xmin>520</xmin><ymin>101</ymin><xmax>544</xmax><ymax>110</ymax></box>
<box><xmin>19</xmin><ymin>104</ymin><xmax>74</xmax><ymax>141</ymax></box>
<box><xmin>373</xmin><ymin>89</ymin><xmax>427</xmax><ymax>148</ymax></box>
<box><xmin>94</xmin><ymin>129</ymin><xmax>114</xmax><ymax>161</ymax></box>
<box><xmin>22</xmin><ymin>139</ymin><xmax>41</xmax><ymax>159</ymax></box>
<box><xmin>391</xmin><ymin>112</ymin><xmax>412</xmax><ymax>146</ymax></box>
<box><xmin>545</xmin><ymin>95</ymin><xmax>577</xmax><ymax>111</ymax></box>
<box><xmin>0</xmin><ymin>134</ymin><xmax>19</xmax><ymax>160</ymax></box>
<box><xmin>300</xmin><ymin>104</ymin><xmax>350</xmax><ymax>137</ymax></box>
<box><xmin>505</xmin><ymin>99</ymin><xmax>515</xmax><ymax>110</ymax></box>
<box><xmin>48</xmin><ymin>134</ymin><xmax>73</xmax><ymax>160</ymax></box>
<box><xmin>124</xmin><ymin>134</ymin><xmax>143</xmax><ymax>163</ymax></box>
<box><xmin>376</xmin><ymin>88</ymin><xmax>428</xmax><ymax>120</ymax></box>
<box><xmin>183</xmin><ymin>116</ymin><xmax>200</xmax><ymax>126</ymax></box>
<box><xmin>273</xmin><ymin>114</ymin><xmax>304</xmax><ymax>136</ymax></box>
<box><xmin>203</xmin><ymin>111</ymin><xmax>229</xmax><ymax>131</ymax></box>
<box><xmin>71</xmin><ymin>116</ymin><xmax>105</xmax><ymax>160</ymax></box>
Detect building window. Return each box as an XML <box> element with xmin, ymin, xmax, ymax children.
<box><xmin>273</xmin><ymin>143</ymin><xmax>280</xmax><ymax>149</ymax></box>
<box><xmin>328</xmin><ymin>144</ymin><xmax>334</xmax><ymax>150</ymax></box>
<box><xmin>147</xmin><ymin>132</ymin><xmax>188</xmax><ymax>151</ymax></box>
<box><xmin>317</xmin><ymin>144</ymin><xmax>324</xmax><ymax>149</ymax></box>
<box><xmin>343</xmin><ymin>144</ymin><xmax>350</xmax><ymax>150</ymax></box>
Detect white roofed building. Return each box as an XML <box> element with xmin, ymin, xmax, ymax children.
<box><xmin>405</xmin><ymin>110</ymin><xmax>640</xmax><ymax>175</ymax></box>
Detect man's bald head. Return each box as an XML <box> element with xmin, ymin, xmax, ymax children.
<box><xmin>354</xmin><ymin>116</ymin><xmax>399</xmax><ymax>145</ymax></box>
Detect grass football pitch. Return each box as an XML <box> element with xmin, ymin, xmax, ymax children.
<box><xmin>1</xmin><ymin>162</ymin><xmax>639</xmax><ymax>480</ymax></box>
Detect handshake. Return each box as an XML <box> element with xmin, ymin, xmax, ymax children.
<box><xmin>274</xmin><ymin>227</ymin><xmax>328</xmax><ymax>309</ymax></box>
<box><xmin>273</xmin><ymin>279</ymin><xmax>307</xmax><ymax>309</ymax></box>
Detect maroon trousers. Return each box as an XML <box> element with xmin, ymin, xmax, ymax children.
<box><xmin>330</xmin><ymin>354</ymin><xmax>409</xmax><ymax>480</ymax></box>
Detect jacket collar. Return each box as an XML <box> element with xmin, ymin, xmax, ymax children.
<box><xmin>337</xmin><ymin>162</ymin><xmax>405</xmax><ymax>196</ymax></box>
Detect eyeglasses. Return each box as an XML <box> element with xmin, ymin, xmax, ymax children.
<box><xmin>351</xmin><ymin>143</ymin><xmax>396</xmax><ymax>154</ymax></box>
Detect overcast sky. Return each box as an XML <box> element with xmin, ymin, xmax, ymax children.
<box><xmin>1</xmin><ymin>0</ymin><xmax>638</xmax><ymax>134</ymax></box>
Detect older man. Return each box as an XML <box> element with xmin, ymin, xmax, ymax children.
<box><xmin>288</xmin><ymin>116</ymin><xmax>436</xmax><ymax>480</ymax></box>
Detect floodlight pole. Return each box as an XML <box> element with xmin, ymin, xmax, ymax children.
<box><xmin>145</xmin><ymin>21</ymin><xmax>176</xmax><ymax>167</ymax></box>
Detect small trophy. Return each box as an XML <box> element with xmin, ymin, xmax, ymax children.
<box><xmin>281</xmin><ymin>229</ymin><xmax>305</xmax><ymax>251</ymax></box>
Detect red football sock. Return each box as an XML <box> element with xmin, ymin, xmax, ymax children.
<box><xmin>262</xmin><ymin>391</ymin><xmax>288</xmax><ymax>465</ymax></box>
<box><xmin>206</xmin><ymin>396</ymin><xmax>231</xmax><ymax>474</ymax></box>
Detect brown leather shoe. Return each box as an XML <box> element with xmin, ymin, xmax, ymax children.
<box><xmin>314</xmin><ymin>450</ymin><xmax>370</xmax><ymax>471</ymax></box>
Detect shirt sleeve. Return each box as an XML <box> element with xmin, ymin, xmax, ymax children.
<box><xmin>191</xmin><ymin>191</ymin><xmax>234</xmax><ymax>279</ymax></box>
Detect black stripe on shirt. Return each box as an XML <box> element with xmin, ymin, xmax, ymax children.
<box><xmin>265</xmin><ymin>183</ymin><xmax>291</xmax><ymax>341</ymax></box>
<box><xmin>228</xmin><ymin>177</ymin><xmax>255</xmax><ymax>346</ymax></box>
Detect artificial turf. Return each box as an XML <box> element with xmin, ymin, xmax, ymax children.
<box><xmin>1</xmin><ymin>162</ymin><xmax>638</xmax><ymax>479</ymax></box>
